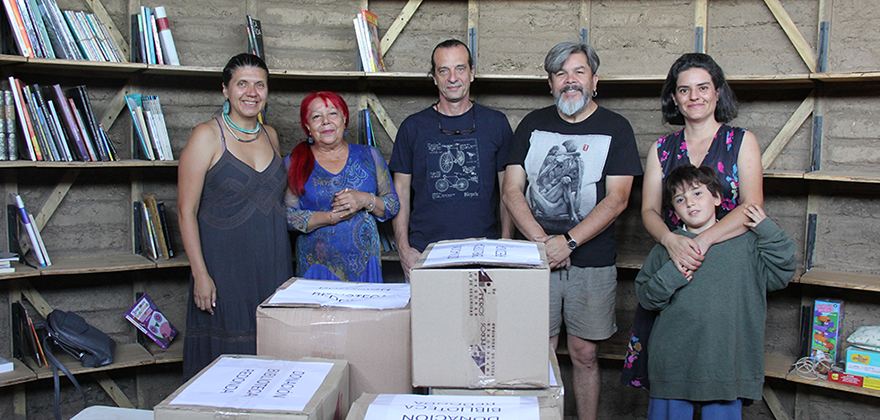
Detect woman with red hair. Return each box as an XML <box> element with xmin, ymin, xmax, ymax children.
<box><xmin>285</xmin><ymin>91</ymin><xmax>399</xmax><ymax>282</ymax></box>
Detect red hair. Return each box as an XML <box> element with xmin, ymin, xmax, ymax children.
<box><xmin>288</xmin><ymin>92</ymin><xmax>349</xmax><ymax>196</ymax></box>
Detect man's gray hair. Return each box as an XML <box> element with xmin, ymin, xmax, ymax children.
<box><xmin>544</xmin><ymin>41</ymin><xmax>600</xmax><ymax>76</ymax></box>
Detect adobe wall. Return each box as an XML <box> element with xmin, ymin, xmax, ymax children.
<box><xmin>1</xmin><ymin>1</ymin><xmax>879</xmax><ymax>419</ymax></box>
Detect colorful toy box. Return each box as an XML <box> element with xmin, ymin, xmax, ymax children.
<box><xmin>811</xmin><ymin>299</ymin><xmax>843</xmax><ymax>363</ymax></box>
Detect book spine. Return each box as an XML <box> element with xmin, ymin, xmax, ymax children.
<box><xmin>12</xmin><ymin>194</ymin><xmax>45</xmax><ymax>266</ymax></box>
<box><xmin>68</xmin><ymin>97</ymin><xmax>97</xmax><ymax>161</ymax></box>
<box><xmin>72</xmin><ymin>85</ymin><xmax>108</xmax><ymax>161</ymax></box>
<box><xmin>49</xmin><ymin>84</ymin><xmax>89</xmax><ymax>161</ymax></box>
<box><xmin>361</xmin><ymin>10</ymin><xmax>385</xmax><ymax>71</ymax></box>
<box><xmin>9</xmin><ymin>77</ymin><xmax>39</xmax><ymax>160</ymax></box>
<box><xmin>45</xmin><ymin>0</ymin><xmax>79</xmax><ymax>60</ymax></box>
<box><xmin>28</xmin><ymin>213</ymin><xmax>49</xmax><ymax>265</ymax></box>
<box><xmin>46</xmin><ymin>99</ymin><xmax>72</xmax><ymax>161</ymax></box>
<box><xmin>125</xmin><ymin>94</ymin><xmax>151</xmax><ymax>160</ymax></box>
<box><xmin>141</xmin><ymin>7</ymin><xmax>155</xmax><ymax>64</ymax></box>
<box><xmin>35</xmin><ymin>0</ymin><xmax>67</xmax><ymax>59</ymax></box>
<box><xmin>98</xmin><ymin>124</ymin><xmax>117</xmax><ymax>161</ymax></box>
<box><xmin>30</xmin><ymin>96</ymin><xmax>60</xmax><ymax>161</ymax></box>
<box><xmin>153</xmin><ymin>6</ymin><xmax>179</xmax><ymax>65</ymax></box>
<box><xmin>31</xmin><ymin>84</ymin><xmax>65</xmax><ymax>160</ymax></box>
<box><xmin>353</xmin><ymin>16</ymin><xmax>370</xmax><ymax>72</ymax></box>
<box><xmin>25</xmin><ymin>0</ymin><xmax>53</xmax><ymax>58</ymax></box>
<box><xmin>149</xmin><ymin>13</ymin><xmax>163</xmax><ymax>65</ymax></box>
<box><xmin>2</xmin><ymin>0</ymin><xmax>35</xmax><ymax>57</ymax></box>
<box><xmin>61</xmin><ymin>10</ymin><xmax>88</xmax><ymax>60</ymax></box>
<box><xmin>74</xmin><ymin>11</ymin><xmax>102</xmax><ymax>61</ymax></box>
<box><xmin>86</xmin><ymin>13</ymin><xmax>119</xmax><ymax>62</ymax></box>
<box><xmin>142</xmin><ymin>193</ymin><xmax>169</xmax><ymax>260</ymax></box>
<box><xmin>23</xmin><ymin>87</ymin><xmax>56</xmax><ymax>161</ymax></box>
<box><xmin>157</xmin><ymin>201</ymin><xmax>173</xmax><ymax>257</ymax></box>
<box><xmin>0</xmin><ymin>96</ymin><xmax>6</xmax><ymax>161</ymax></box>
<box><xmin>141</xmin><ymin>201</ymin><xmax>157</xmax><ymax>260</ymax></box>
<box><xmin>13</xmin><ymin>0</ymin><xmax>42</xmax><ymax>57</ymax></box>
<box><xmin>132</xmin><ymin>96</ymin><xmax>156</xmax><ymax>160</ymax></box>
<box><xmin>140</xmin><ymin>98</ymin><xmax>163</xmax><ymax>160</ymax></box>
<box><xmin>5</xmin><ymin>90</ymin><xmax>18</xmax><ymax>161</ymax></box>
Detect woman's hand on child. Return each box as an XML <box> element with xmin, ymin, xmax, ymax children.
<box><xmin>743</xmin><ymin>204</ymin><xmax>767</xmax><ymax>229</ymax></box>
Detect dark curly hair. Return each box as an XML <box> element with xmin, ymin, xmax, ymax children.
<box><xmin>662</xmin><ymin>164</ymin><xmax>723</xmax><ymax>212</ymax></box>
<box><xmin>660</xmin><ymin>53</ymin><xmax>738</xmax><ymax>126</ymax></box>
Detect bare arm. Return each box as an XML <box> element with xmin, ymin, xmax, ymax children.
<box><xmin>392</xmin><ymin>173</ymin><xmax>420</xmax><ymax>277</ymax></box>
<box><xmin>497</xmin><ymin>171</ymin><xmax>514</xmax><ymax>239</ymax></box>
<box><xmin>178</xmin><ymin>122</ymin><xmax>222</xmax><ymax>314</ymax></box>
<box><xmin>501</xmin><ymin>165</ymin><xmax>547</xmax><ymax>240</ymax></box>
<box><xmin>694</xmin><ymin>130</ymin><xmax>764</xmax><ymax>251</ymax></box>
<box><xmin>542</xmin><ymin>175</ymin><xmax>633</xmax><ymax>267</ymax></box>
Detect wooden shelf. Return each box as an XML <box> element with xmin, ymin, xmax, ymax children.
<box><xmin>811</xmin><ymin>71</ymin><xmax>880</xmax><ymax>83</ymax></box>
<box><xmin>797</xmin><ymin>268</ymin><xmax>880</xmax><ymax>292</ymax></box>
<box><xmin>30</xmin><ymin>343</ymin><xmax>154</xmax><ymax>380</ymax></box>
<box><xmin>804</xmin><ymin>171</ymin><xmax>880</xmax><ymax>184</ymax></box>
<box><xmin>616</xmin><ymin>253</ymin><xmax>646</xmax><ymax>270</ymax></box>
<box><xmin>0</xmin><ymin>160</ymin><xmax>178</xmax><ymax>168</ymax></box>
<box><xmin>764</xmin><ymin>170</ymin><xmax>805</xmax><ymax>179</ymax></box>
<box><xmin>38</xmin><ymin>254</ymin><xmax>156</xmax><ymax>276</ymax></box>
<box><xmin>0</xmin><ymin>358</ymin><xmax>37</xmax><ymax>387</ymax></box>
<box><xmin>144</xmin><ymin>341</ymin><xmax>183</xmax><ymax>365</ymax></box>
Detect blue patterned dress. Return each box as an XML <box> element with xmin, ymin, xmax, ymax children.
<box><xmin>285</xmin><ymin>144</ymin><xmax>399</xmax><ymax>283</ymax></box>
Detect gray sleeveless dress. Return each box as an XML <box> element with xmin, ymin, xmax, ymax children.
<box><xmin>183</xmin><ymin>118</ymin><xmax>293</xmax><ymax>379</ymax></box>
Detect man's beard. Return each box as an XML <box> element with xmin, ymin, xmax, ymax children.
<box><xmin>555</xmin><ymin>85</ymin><xmax>590</xmax><ymax>116</ymax></box>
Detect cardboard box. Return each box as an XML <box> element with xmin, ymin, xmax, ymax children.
<box><xmin>154</xmin><ymin>355</ymin><xmax>349</xmax><ymax>420</ymax></box>
<box><xmin>257</xmin><ymin>278</ymin><xmax>413</xmax><ymax>399</ymax></box>
<box><xmin>811</xmin><ymin>299</ymin><xmax>843</xmax><ymax>363</ymax></box>
<box><xmin>430</xmin><ymin>348</ymin><xmax>564</xmax><ymax>419</ymax></box>
<box><xmin>411</xmin><ymin>239</ymin><xmax>550</xmax><ymax>388</ymax></box>
<box><xmin>845</xmin><ymin>347</ymin><xmax>880</xmax><ymax>379</ymax></box>
<box><xmin>346</xmin><ymin>393</ymin><xmax>560</xmax><ymax>420</ymax></box>
<box><xmin>828</xmin><ymin>370</ymin><xmax>880</xmax><ymax>391</ymax></box>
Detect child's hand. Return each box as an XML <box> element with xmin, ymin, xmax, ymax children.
<box><xmin>743</xmin><ymin>204</ymin><xmax>767</xmax><ymax>229</ymax></box>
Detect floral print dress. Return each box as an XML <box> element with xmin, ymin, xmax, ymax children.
<box><xmin>622</xmin><ymin>124</ymin><xmax>745</xmax><ymax>389</ymax></box>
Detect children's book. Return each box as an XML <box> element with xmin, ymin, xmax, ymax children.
<box><xmin>812</xmin><ymin>298</ymin><xmax>844</xmax><ymax>363</ymax></box>
<box><xmin>125</xmin><ymin>293</ymin><xmax>177</xmax><ymax>349</ymax></box>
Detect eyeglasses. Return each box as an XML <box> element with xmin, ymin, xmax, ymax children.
<box><xmin>437</xmin><ymin>102</ymin><xmax>476</xmax><ymax>135</ymax></box>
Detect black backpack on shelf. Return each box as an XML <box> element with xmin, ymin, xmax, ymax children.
<box><xmin>42</xmin><ymin>310</ymin><xmax>117</xmax><ymax>420</ymax></box>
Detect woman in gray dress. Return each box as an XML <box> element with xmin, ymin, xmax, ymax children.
<box><xmin>178</xmin><ymin>53</ymin><xmax>293</xmax><ymax>379</ymax></box>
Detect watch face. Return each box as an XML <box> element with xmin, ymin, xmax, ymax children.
<box><xmin>567</xmin><ymin>239</ymin><xmax>577</xmax><ymax>250</ymax></box>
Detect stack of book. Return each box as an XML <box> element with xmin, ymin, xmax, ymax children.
<box><xmin>353</xmin><ymin>9</ymin><xmax>385</xmax><ymax>72</ymax></box>
<box><xmin>356</xmin><ymin>108</ymin><xmax>376</xmax><ymax>147</ymax></box>
<box><xmin>7</xmin><ymin>77</ymin><xmax>116</xmax><ymax>162</ymax></box>
<box><xmin>12</xmin><ymin>301</ymin><xmax>46</xmax><ymax>369</ymax></box>
<box><xmin>1</xmin><ymin>0</ymin><xmax>123</xmax><ymax>61</ymax></box>
<box><xmin>125</xmin><ymin>93</ymin><xmax>173</xmax><ymax>161</ymax></box>
<box><xmin>0</xmin><ymin>251</ymin><xmax>19</xmax><ymax>274</ymax></box>
<box><xmin>246</xmin><ymin>14</ymin><xmax>264</xmax><ymax>60</ymax></box>
<box><xmin>134</xmin><ymin>193</ymin><xmax>173</xmax><ymax>261</ymax></box>
<box><xmin>130</xmin><ymin>6</ymin><xmax>179</xmax><ymax>65</ymax></box>
<box><xmin>11</xmin><ymin>193</ymin><xmax>50</xmax><ymax>267</ymax></box>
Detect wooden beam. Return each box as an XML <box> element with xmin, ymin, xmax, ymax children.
<box><xmin>92</xmin><ymin>371</ymin><xmax>136</xmax><ymax>408</ymax></box>
<box><xmin>84</xmin><ymin>0</ymin><xmax>129</xmax><ymax>61</ymax></box>
<box><xmin>380</xmin><ymin>0</ymin><xmax>423</xmax><ymax>57</ymax></box>
<box><xmin>695</xmin><ymin>0</ymin><xmax>708</xmax><ymax>53</ymax></box>
<box><xmin>763</xmin><ymin>383</ymin><xmax>792</xmax><ymax>420</ymax></box>
<box><xmin>14</xmin><ymin>384</ymin><xmax>26</xmax><ymax>419</ymax></box>
<box><xmin>21</xmin><ymin>280</ymin><xmax>53</xmax><ymax>318</ymax></box>
<box><xmin>763</xmin><ymin>0</ymin><xmax>816</xmax><ymax>72</ymax></box>
<box><xmin>580</xmin><ymin>0</ymin><xmax>591</xmax><ymax>32</ymax></box>
<box><xmin>364</xmin><ymin>93</ymin><xmax>398</xmax><ymax>142</ymax></box>
<box><xmin>468</xmin><ymin>0</ymin><xmax>478</xmax><ymax>68</ymax></box>
<box><xmin>762</xmin><ymin>93</ymin><xmax>814</xmax><ymax>170</ymax></box>
<box><xmin>100</xmin><ymin>86</ymin><xmax>132</xmax><ymax>130</ymax></box>
<box><xmin>33</xmin><ymin>169</ymin><xmax>80</xmax><ymax>231</ymax></box>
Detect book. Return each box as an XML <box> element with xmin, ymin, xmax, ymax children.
<box><xmin>46</xmin><ymin>99</ymin><xmax>73</xmax><ymax>161</ymax></box>
<box><xmin>125</xmin><ymin>93</ymin><xmax>155</xmax><ymax>160</ymax></box>
<box><xmin>33</xmin><ymin>0</ymin><xmax>65</xmax><ymax>58</ymax></box>
<box><xmin>125</xmin><ymin>293</ymin><xmax>178</xmax><ymax>349</ymax></box>
<box><xmin>0</xmin><ymin>251</ymin><xmax>19</xmax><ymax>262</ymax></box>
<box><xmin>5</xmin><ymin>89</ymin><xmax>18</xmax><ymax>160</ymax></box>
<box><xmin>153</xmin><ymin>6</ymin><xmax>179</xmax><ymax>65</ymax></box>
<box><xmin>97</xmin><ymin>123</ymin><xmax>117</xmax><ymax>161</ymax></box>
<box><xmin>43</xmin><ymin>0</ymin><xmax>82</xmax><ymax>60</ymax></box>
<box><xmin>25</xmin><ymin>0</ymin><xmax>54</xmax><ymax>58</ymax></box>
<box><xmin>48</xmin><ymin>83</ymin><xmax>90</xmax><ymax>161</ymax></box>
<box><xmin>14</xmin><ymin>0</ymin><xmax>43</xmax><ymax>57</ymax></box>
<box><xmin>8</xmin><ymin>76</ymin><xmax>39</xmax><ymax>160</ymax></box>
<box><xmin>12</xmin><ymin>193</ymin><xmax>46</xmax><ymax>267</ymax></box>
<box><xmin>0</xmin><ymin>88</ymin><xmax>6</xmax><ymax>161</ymax></box>
<box><xmin>65</xmin><ymin>85</ymin><xmax>107</xmax><ymax>161</ymax></box>
<box><xmin>812</xmin><ymin>298</ymin><xmax>844</xmax><ymax>363</ymax></box>
<box><xmin>12</xmin><ymin>301</ymin><xmax>43</xmax><ymax>367</ymax></box>
<box><xmin>156</xmin><ymin>201</ymin><xmax>173</xmax><ymax>258</ymax></box>
<box><xmin>21</xmin><ymin>85</ymin><xmax>55</xmax><ymax>160</ymax></box>
<box><xmin>142</xmin><ymin>95</ymin><xmax>172</xmax><ymax>160</ymax></box>
<box><xmin>29</xmin><ymin>213</ymin><xmax>49</xmax><ymax>266</ymax></box>
<box><xmin>85</xmin><ymin>12</ymin><xmax>120</xmax><ymax>62</ymax></box>
<box><xmin>246</xmin><ymin>14</ymin><xmax>263</xmax><ymax>59</ymax></box>
<box><xmin>359</xmin><ymin>10</ymin><xmax>385</xmax><ymax>72</ymax></box>
<box><xmin>141</xmin><ymin>193</ymin><xmax>169</xmax><ymax>260</ymax></box>
<box><xmin>140</xmin><ymin>7</ymin><xmax>155</xmax><ymax>64</ymax></box>
<box><xmin>68</xmin><ymin>97</ymin><xmax>98</xmax><ymax>161</ymax></box>
<box><xmin>352</xmin><ymin>15</ymin><xmax>371</xmax><ymax>71</ymax></box>
<box><xmin>2</xmin><ymin>0</ymin><xmax>35</xmax><ymax>57</ymax></box>
<box><xmin>149</xmin><ymin>12</ymin><xmax>163</xmax><ymax>65</ymax></box>
<box><xmin>140</xmin><ymin>199</ymin><xmax>157</xmax><ymax>260</ymax></box>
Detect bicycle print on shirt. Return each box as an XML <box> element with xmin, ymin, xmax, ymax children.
<box><xmin>428</xmin><ymin>137</ymin><xmax>481</xmax><ymax>200</ymax></box>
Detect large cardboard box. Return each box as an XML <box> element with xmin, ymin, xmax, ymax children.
<box><xmin>411</xmin><ymin>239</ymin><xmax>550</xmax><ymax>388</ymax></box>
<box><xmin>154</xmin><ymin>355</ymin><xmax>349</xmax><ymax>420</ymax></box>
<box><xmin>346</xmin><ymin>393</ymin><xmax>560</xmax><ymax>420</ymax></box>
<box><xmin>430</xmin><ymin>348</ymin><xmax>564</xmax><ymax>419</ymax></box>
<box><xmin>257</xmin><ymin>278</ymin><xmax>413</xmax><ymax>399</ymax></box>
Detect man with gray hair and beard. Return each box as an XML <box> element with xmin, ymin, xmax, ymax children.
<box><xmin>502</xmin><ymin>41</ymin><xmax>642</xmax><ymax>420</ymax></box>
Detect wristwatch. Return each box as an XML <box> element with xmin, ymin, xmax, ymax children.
<box><xmin>563</xmin><ymin>232</ymin><xmax>577</xmax><ymax>250</ymax></box>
